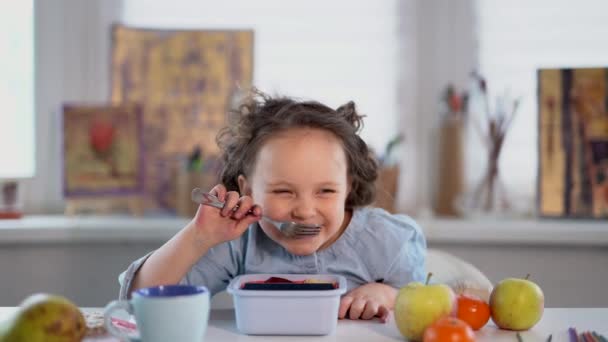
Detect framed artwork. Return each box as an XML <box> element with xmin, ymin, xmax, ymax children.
<box><xmin>538</xmin><ymin>68</ymin><xmax>608</xmax><ymax>218</ymax></box>
<box><xmin>110</xmin><ymin>25</ymin><xmax>253</xmax><ymax>212</ymax></box>
<box><xmin>62</xmin><ymin>104</ymin><xmax>144</xmax><ymax>197</ymax></box>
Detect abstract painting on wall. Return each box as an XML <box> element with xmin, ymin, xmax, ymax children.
<box><xmin>63</xmin><ymin>104</ymin><xmax>144</xmax><ymax>197</ymax></box>
<box><xmin>538</xmin><ymin>68</ymin><xmax>608</xmax><ymax>218</ymax></box>
<box><xmin>110</xmin><ymin>25</ymin><xmax>253</xmax><ymax>212</ymax></box>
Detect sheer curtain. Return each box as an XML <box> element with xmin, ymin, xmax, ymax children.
<box><xmin>470</xmin><ymin>0</ymin><xmax>608</xmax><ymax>212</ymax></box>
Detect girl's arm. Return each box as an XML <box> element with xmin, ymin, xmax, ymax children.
<box><xmin>131</xmin><ymin>220</ymin><xmax>213</xmax><ymax>290</ymax></box>
<box><xmin>130</xmin><ymin>185</ymin><xmax>262</xmax><ymax>292</ymax></box>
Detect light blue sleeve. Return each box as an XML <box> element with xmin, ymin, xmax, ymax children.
<box><xmin>179</xmin><ymin>238</ymin><xmax>244</xmax><ymax>296</ymax></box>
<box><xmin>117</xmin><ymin>237</ymin><xmax>244</xmax><ymax>300</ymax></box>
<box><xmin>381</xmin><ymin>215</ymin><xmax>427</xmax><ymax>288</ymax></box>
<box><xmin>118</xmin><ymin>252</ymin><xmax>153</xmax><ymax>300</ymax></box>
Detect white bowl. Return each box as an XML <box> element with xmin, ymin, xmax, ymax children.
<box><xmin>227</xmin><ymin>274</ymin><xmax>347</xmax><ymax>335</ymax></box>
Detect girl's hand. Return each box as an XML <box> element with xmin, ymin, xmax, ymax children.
<box><xmin>338</xmin><ymin>283</ymin><xmax>397</xmax><ymax>323</ymax></box>
<box><xmin>190</xmin><ymin>184</ymin><xmax>262</xmax><ymax>248</ymax></box>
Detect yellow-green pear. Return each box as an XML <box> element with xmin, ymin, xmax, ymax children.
<box><xmin>490</xmin><ymin>274</ymin><xmax>544</xmax><ymax>330</ymax></box>
<box><xmin>0</xmin><ymin>293</ymin><xmax>86</xmax><ymax>342</ymax></box>
<box><xmin>394</xmin><ymin>273</ymin><xmax>456</xmax><ymax>341</ymax></box>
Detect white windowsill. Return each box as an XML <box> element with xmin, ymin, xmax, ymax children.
<box><xmin>420</xmin><ymin>217</ymin><xmax>607</xmax><ymax>246</ymax></box>
<box><xmin>0</xmin><ymin>215</ymin><xmax>606</xmax><ymax>246</ymax></box>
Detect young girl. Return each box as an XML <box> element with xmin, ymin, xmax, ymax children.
<box><xmin>119</xmin><ymin>91</ymin><xmax>426</xmax><ymax>322</ymax></box>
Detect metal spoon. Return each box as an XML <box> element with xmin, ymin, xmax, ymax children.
<box><xmin>190</xmin><ymin>188</ymin><xmax>321</xmax><ymax>238</ymax></box>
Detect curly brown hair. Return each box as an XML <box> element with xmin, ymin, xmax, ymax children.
<box><xmin>216</xmin><ymin>90</ymin><xmax>378</xmax><ymax>208</ymax></box>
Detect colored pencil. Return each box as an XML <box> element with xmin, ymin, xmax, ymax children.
<box><xmin>569</xmin><ymin>327</ymin><xmax>579</xmax><ymax>342</ymax></box>
<box><xmin>593</xmin><ymin>331</ymin><xmax>608</xmax><ymax>342</ymax></box>
<box><xmin>587</xmin><ymin>331</ymin><xmax>600</xmax><ymax>342</ymax></box>
<box><xmin>582</xmin><ymin>331</ymin><xmax>595</xmax><ymax>342</ymax></box>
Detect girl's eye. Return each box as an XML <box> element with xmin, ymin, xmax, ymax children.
<box><xmin>321</xmin><ymin>189</ymin><xmax>336</xmax><ymax>194</ymax></box>
<box><xmin>273</xmin><ymin>189</ymin><xmax>291</xmax><ymax>194</ymax></box>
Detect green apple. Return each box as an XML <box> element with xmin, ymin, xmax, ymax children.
<box><xmin>490</xmin><ymin>274</ymin><xmax>544</xmax><ymax>330</ymax></box>
<box><xmin>394</xmin><ymin>273</ymin><xmax>456</xmax><ymax>342</ymax></box>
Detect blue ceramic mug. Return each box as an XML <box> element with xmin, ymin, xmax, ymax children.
<box><xmin>104</xmin><ymin>284</ymin><xmax>210</xmax><ymax>342</ymax></box>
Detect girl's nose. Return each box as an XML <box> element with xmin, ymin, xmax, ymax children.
<box><xmin>291</xmin><ymin>196</ymin><xmax>317</xmax><ymax>220</ymax></box>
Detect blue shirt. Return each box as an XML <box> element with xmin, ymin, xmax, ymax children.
<box><xmin>119</xmin><ymin>207</ymin><xmax>426</xmax><ymax>299</ymax></box>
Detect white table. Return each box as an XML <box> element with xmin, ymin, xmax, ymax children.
<box><xmin>1</xmin><ymin>307</ymin><xmax>606</xmax><ymax>341</ymax></box>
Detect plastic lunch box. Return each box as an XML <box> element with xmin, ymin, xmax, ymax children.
<box><xmin>226</xmin><ymin>274</ymin><xmax>347</xmax><ymax>335</ymax></box>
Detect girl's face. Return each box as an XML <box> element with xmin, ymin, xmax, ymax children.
<box><xmin>238</xmin><ymin>127</ymin><xmax>352</xmax><ymax>255</ymax></box>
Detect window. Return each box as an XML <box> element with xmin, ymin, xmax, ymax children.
<box><xmin>121</xmin><ymin>0</ymin><xmax>400</xmax><ymax>152</ymax></box>
<box><xmin>25</xmin><ymin>0</ymin><xmax>400</xmax><ymax>213</ymax></box>
<box><xmin>472</xmin><ymin>0</ymin><xmax>608</xmax><ymax>207</ymax></box>
<box><xmin>0</xmin><ymin>0</ymin><xmax>35</xmax><ymax>178</ymax></box>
